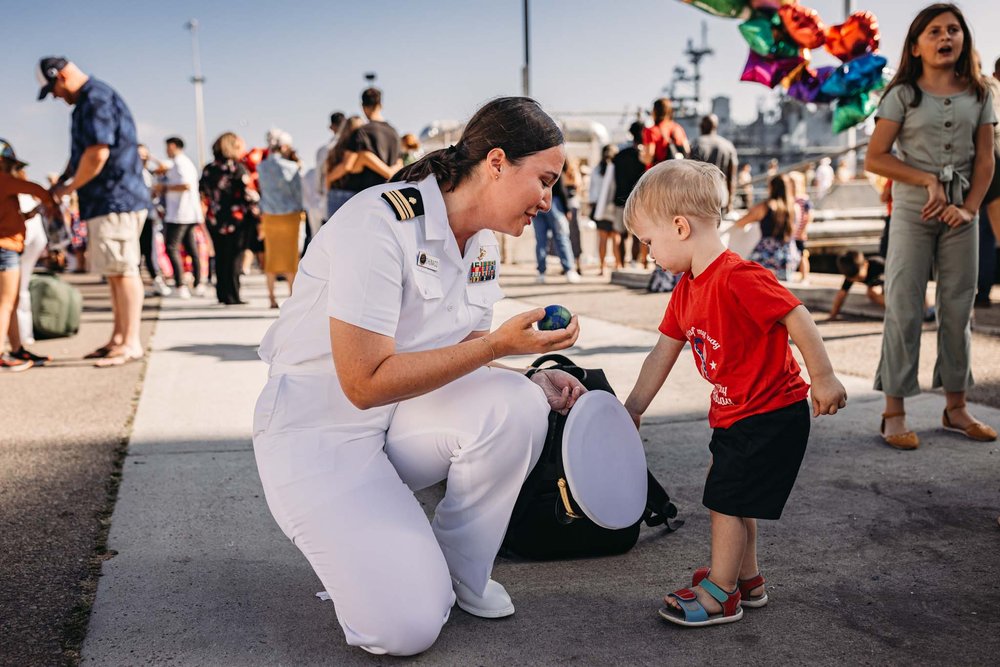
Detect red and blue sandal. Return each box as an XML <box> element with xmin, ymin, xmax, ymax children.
<box><xmin>658</xmin><ymin>578</ymin><xmax>743</xmax><ymax>627</ymax></box>
<box><xmin>692</xmin><ymin>566</ymin><xmax>768</xmax><ymax>608</ymax></box>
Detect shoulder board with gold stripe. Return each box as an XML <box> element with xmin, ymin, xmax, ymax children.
<box><xmin>380</xmin><ymin>187</ymin><xmax>424</xmax><ymax>221</ymax></box>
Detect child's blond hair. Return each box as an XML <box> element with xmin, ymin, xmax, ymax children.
<box><xmin>623</xmin><ymin>160</ymin><xmax>726</xmax><ymax>232</ymax></box>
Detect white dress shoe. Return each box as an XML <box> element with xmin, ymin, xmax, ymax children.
<box><xmin>453</xmin><ymin>578</ymin><xmax>515</xmax><ymax>618</ymax></box>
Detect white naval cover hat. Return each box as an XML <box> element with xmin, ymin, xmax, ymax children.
<box><xmin>560</xmin><ymin>391</ymin><xmax>648</xmax><ymax>529</ymax></box>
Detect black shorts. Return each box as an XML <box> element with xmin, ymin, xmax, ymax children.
<box><xmin>794</xmin><ymin>239</ymin><xmax>806</xmax><ymax>253</ymax></box>
<box><xmin>595</xmin><ymin>219</ymin><xmax>614</xmax><ymax>233</ymax></box>
<box><xmin>703</xmin><ymin>400</ymin><xmax>810</xmax><ymax>520</ymax></box>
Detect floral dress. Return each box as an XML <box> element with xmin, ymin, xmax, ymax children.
<box><xmin>198</xmin><ymin>159</ymin><xmax>259</xmax><ymax>239</ymax></box>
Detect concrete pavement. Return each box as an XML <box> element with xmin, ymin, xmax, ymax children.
<box><xmin>78</xmin><ymin>272</ymin><xmax>1000</xmax><ymax>665</ymax></box>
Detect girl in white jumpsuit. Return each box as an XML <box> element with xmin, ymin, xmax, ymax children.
<box><xmin>253</xmin><ymin>98</ymin><xmax>585</xmax><ymax>656</ymax></box>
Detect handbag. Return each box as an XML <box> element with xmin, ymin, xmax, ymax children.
<box><xmin>501</xmin><ymin>354</ymin><xmax>682</xmax><ymax>560</ymax></box>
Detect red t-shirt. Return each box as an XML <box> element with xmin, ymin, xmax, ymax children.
<box><xmin>659</xmin><ymin>250</ymin><xmax>810</xmax><ymax>429</ymax></box>
<box><xmin>642</xmin><ymin>121</ymin><xmax>688</xmax><ymax>168</ymax></box>
<box><xmin>0</xmin><ymin>172</ymin><xmax>50</xmax><ymax>253</ymax></box>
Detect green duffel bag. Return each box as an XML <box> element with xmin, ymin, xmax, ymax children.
<box><xmin>28</xmin><ymin>273</ymin><xmax>82</xmax><ymax>339</ymax></box>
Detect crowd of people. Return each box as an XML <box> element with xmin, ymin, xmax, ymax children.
<box><xmin>1</xmin><ymin>0</ymin><xmax>999</xmax><ymax>659</ymax></box>
<box><xmin>0</xmin><ymin>67</ymin><xmax>419</xmax><ymax>370</ymax></box>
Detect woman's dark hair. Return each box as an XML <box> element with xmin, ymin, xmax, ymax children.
<box><xmin>325</xmin><ymin>116</ymin><xmax>365</xmax><ymax>186</ymax></box>
<box><xmin>599</xmin><ymin>144</ymin><xmax>616</xmax><ymax>176</ymax></box>
<box><xmin>652</xmin><ymin>98</ymin><xmax>674</xmax><ymax>124</ymax></box>
<box><xmin>766</xmin><ymin>174</ymin><xmax>794</xmax><ymax>242</ymax></box>
<box><xmin>391</xmin><ymin>97</ymin><xmax>563</xmax><ymax>191</ymax></box>
<box><xmin>837</xmin><ymin>250</ymin><xmax>865</xmax><ymax>278</ymax></box>
<box><xmin>883</xmin><ymin>3</ymin><xmax>986</xmax><ymax>107</ymax></box>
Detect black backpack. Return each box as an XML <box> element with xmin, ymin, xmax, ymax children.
<box><xmin>501</xmin><ymin>354</ymin><xmax>682</xmax><ymax>560</ymax></box>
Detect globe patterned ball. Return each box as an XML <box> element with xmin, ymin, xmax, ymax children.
<box><xmin>538</xmin><ymin>305</ymin><xmax>572</xmax><ymax>331</ymax></box>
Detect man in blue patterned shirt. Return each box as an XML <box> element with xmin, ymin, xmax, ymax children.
<box><xmin>38</xmin><ymin>57</ymin><xmax>151</xmax><ymax>366</ymax></box>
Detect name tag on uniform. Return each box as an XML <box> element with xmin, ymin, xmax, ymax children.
<box><xmin>468</xmin><ymin>260</ymin><xmax>497</xmax><ymax>283</ymax></box>
<box><xmin>416</xmin><ymin>251</ymin><xmax>440</xmax><ymax>272</ymax></box>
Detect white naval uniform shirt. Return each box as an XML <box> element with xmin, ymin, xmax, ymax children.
<box><xmin>258</xmin><ymin>176</ymin><xmax>504</xmax><ymax>370</ymax></box>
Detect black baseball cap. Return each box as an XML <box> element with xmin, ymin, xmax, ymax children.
<box><xmin>36</xmin><ymin>56</ymin><xmax>69</xmax><ymax>100</ymax></box>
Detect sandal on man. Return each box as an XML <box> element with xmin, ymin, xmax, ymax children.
<box><xmin>659</xmin><ymin>578</ymin><xmax>743</xmax><ymax>627</ymax></box>
<box><xmin>942</xmin><ymin>404</ymin><xmax>997</xmax><ymax>442</ymax></box>
<box><xmin>94</xmin><ymin>347</ymin><xmax>144</xmax><ymax>368</ymax></box>
<box><xmin>84</xmin><ymin>345</ymin><xmax>113</xmax><ymax>359</ymax></box>
<box><xmin>880</xmin><ymin>411</ymin><xmax>919</xmax><ymax>450</ymax></box>
<box><xmin>692</xmin><ymin>566</ymin><xmax>768</xmax><ymax>608</ymax></box>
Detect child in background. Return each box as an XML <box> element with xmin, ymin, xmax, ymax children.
<box><xmin>0</xmin><ymin>140</ymin><xmax>58</xmax><ymax>371</ymax></box>
<box><xmin>623</xmin><ymin>160</ymin><xmax>847</xmax><ymax>627</ymax></box>
<box><xmin>829</xmin><ymin>250</ymin><xmax>886</xmax><ymax>320</ymax></box>
<box><xmin>788</xmin><ymin>171</ymin><xmax>813</xmax><ymax>282</ymax></box>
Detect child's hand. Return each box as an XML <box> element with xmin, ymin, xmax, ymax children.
<box><xmin>810</xmin><ymin>373</ymin><xmax>847</xmax><ymax>417</ymax></box>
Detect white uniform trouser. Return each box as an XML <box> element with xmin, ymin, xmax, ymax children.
<box><xmin>17</xmin><ymin>217</ymin><xmax>47</xmax><ymax>344</ymax></box>
<box><xmin>252</xmin><ymin>363</ymin><xmax>549</xmax><ymax>656</ymax></box>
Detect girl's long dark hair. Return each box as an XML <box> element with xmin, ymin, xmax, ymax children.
<box><xmin>766</xmin><ymin>174</ymin><xmax>794</xmax><ymax>242</ymax></box>
<box><xmin>391</xmin><ymin>97</ymin><xmax>563</xmax><ymax>191</ymax></box>
<box><xmin>883</xmin><ymin>3</ymin><xmax>986</xmax><ymax>107</ymax></box>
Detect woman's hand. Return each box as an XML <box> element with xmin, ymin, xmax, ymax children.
<box><xmin>940</xmin><ymin>205</ymin><xmax>974</xmax><ymax>228</ymax></box>
<box><xmin>492</xmin><ymin>308</ymin><xmax>580</xmax><ymax>357</ymax></box>
<box><xmin>626</xmin><ymin>406</ymin><xmax>642</xmax><ymax>431</ymax></box>
<box><xmin>529</xmin><ymin>369</ymin><xmax>586</xmax><ymax>415</ymax></box>
<box><xmin>921</xmin><ymin>177</ymin><xmax>947</xmax><ymax>221</ymax></box>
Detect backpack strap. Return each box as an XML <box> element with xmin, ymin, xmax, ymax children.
<box><xmin>529</xmin><ymin>353</ymin><xmax>576</xmax><ymax>369</ymax></box>
<box><xmin>526</xmin><ymin>354</ymin><xmax>587</xmax><ymax>384</ymax></box>
<box><xmin>643</xmin><ymin>469</ymin><xmax>683</xmax><ymax>532</ymax></box>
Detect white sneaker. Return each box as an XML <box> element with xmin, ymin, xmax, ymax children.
<box><xmin>193</xmin><ymin>284</ymin><xmax>207</xmax><ymax>297</ymax></box>
<box><xmin>152</xmin><ymin>276</ymin><xmax>172</xmax><ymax>296</ymax></box>
<box><xmin>535</xmin><ymin>274</ymin><xmax>547</xmax><ymax>284</ymax></box>
<box><xmin>565</xmin><ymin>270</ymin><xmax>582</xmax><ymax>284</ymax></box>
<box><xmin>453</xmin><ymin>578</ymin><xmax>514</xmax><ymax>618</ymax></box>
<box><xmin>177</xmin><ymin>285</ymin><xmax>192</xmax><ymax>300</ymax></box>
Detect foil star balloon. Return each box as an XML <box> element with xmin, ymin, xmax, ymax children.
<box><xmin>820</xmin><ymin>53</ymin><xmax>888</xmax><ymax>98</ymax></box>
<box><xmin>779</xmin><ymin>3</ymin><xmax>827</xmax><ymax>49</ymax></box>
<box><xmin>832</xmin><ymin>92</ymin><xmax>877</xmax><ymax>133</ymax></box>
<box><xmin>741</xmin><ymin>51</ymin><xmax>806</xmax><ymax>88</ymax></box>
<box><xmin>787</xmin><ymin>66</ymin><xmax>836</xmax><ymax>103</ymax></box>
<box><xmin>739</xmin><ymin>16</ymin><xmax>775</xmax><ymax>56</ymax></box>
<box><xmin>825</xmin><ymin>11</ymin><xmax>880</xmax><ymax>62</ymax></box>
<box><xmin>681</xmin><ymin>0</ymin><xmax>752</xmax><ymax>19</ymax></box>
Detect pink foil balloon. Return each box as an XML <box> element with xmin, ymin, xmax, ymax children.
<box><xmin>741</xmin><ymin>51</ymin><xmax>805</xmax><ymax>88</ymax></box>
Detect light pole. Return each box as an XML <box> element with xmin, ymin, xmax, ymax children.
<box><xmin>522</xmin><ymin>0</ymin><xmax>530</xmax><ymax>97</ymax></box>
<box><xmin>185</xmin><ymin>19</ymin><xmax>207</xmax><ymax>168</ymax></box>
<box><xmin>844</xmin><ymin>0</ymin><xmax>857</xmax><ymax>178</ymax></box>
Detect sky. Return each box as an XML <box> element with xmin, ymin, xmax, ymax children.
<box><xmin>4</xmin><ymin>0</ymin><xmax>1000</xmax><ymax>178</ymax></box>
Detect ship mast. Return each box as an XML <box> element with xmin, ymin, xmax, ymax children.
<box><xmin>666</xmin><ymin>21</ymin><xmax>714</xmax><ymax>116</ymax></box>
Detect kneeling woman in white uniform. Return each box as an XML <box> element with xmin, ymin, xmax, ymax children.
<box><xmin>253</xmin><ymin>97</ymin><xmax>585</xmax><ymax>656</ymax></box>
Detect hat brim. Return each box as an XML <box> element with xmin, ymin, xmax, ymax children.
<box><xmin>1</xmin><ymin>157</ymin><xmax>28</xmax><ymax>169</ymax></box>
<box><xmin>37</xmin><ymin>82</ymin><xmax>54</xmax><ymax>101</ymax></box>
